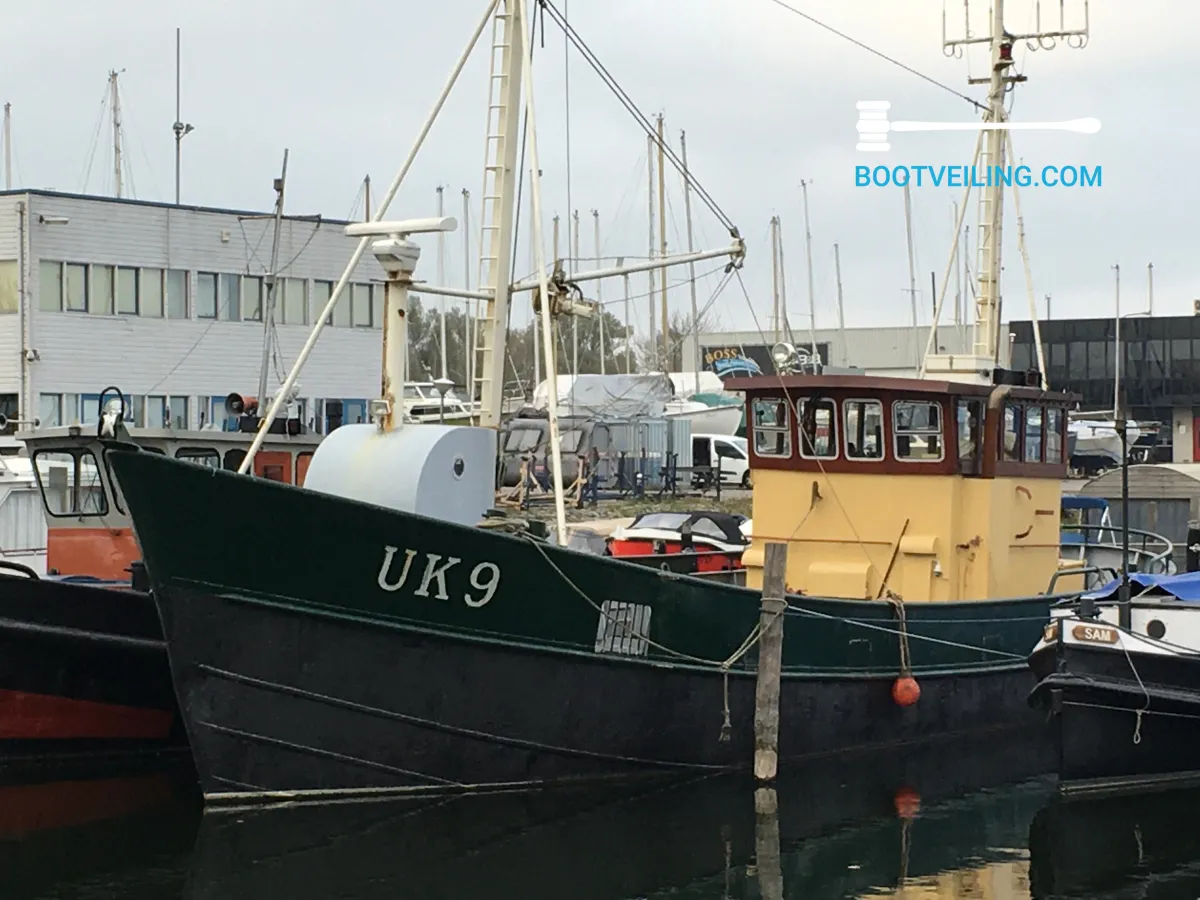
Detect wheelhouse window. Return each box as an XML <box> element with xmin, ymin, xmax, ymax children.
<box><xmin>797</xmin><ymin>398</ymin><xmax>837</xmax><ymax>458</ymax></box>
<box><xmin>176</xmin><ymin>448</ymin><xmax>220</xmax><ymax>468</ymax></box>
<box><xmin>1002</xmin><ymin>404</ymin><xmax>1022</xmax><ymax>461</ymax></box>
<box><xmin>956</xmin><ymin>398</ymin><xmax>984</xmax><ymax>474</ymax></box>
<box><xmin>33</xmin><ymin>449</ymin><xmax>108</xmax><ymax>517</ymax></box>
<box><xmin>893</xmin><ymin>400</ymin><xmax>943</xmax><ymax>462</ymax></box>
<box><xmin>843</xmin><ymin>399</ymin><xmax>883</xmax><ymax>460</ymax></box>
<box><xmin>752</xmin><ymin>397</ymin><xmax>791</xmax><ymax>458</ymax></box>
<box><xmin>1023</xmin><ymin>406</ymin><xmax>1044</xmax><ymax>462</ymax></box>
<box><xmin>1046</xmin><ymin>407</ymin><xmax>1065</xmax><ymax>464</ymax></box>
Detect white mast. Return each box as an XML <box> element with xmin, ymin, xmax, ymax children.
<box><xmin>463</xmin><ymin>188</ymin><xmax>475</xmax><ymax>406</ymax></box>
<box><xmin>834</xmin><ymin>242</ymin><xmax>846</xmax><ymax>366</ymax></box>
<box><xmin>530</xmin><ymin>230</ymin><xmax>540</xmax><ymax>392</ymax></box>
<box><xmin>592</xmin><ymin>209</ymin><xmax>605</xmax><ymax>375</ymax></box>
<box><xmin>903</xmin><ymin>179</ymin><xmax>918</xmax><ymax>369</ymax></box>
<box><xmin>3</xmin><ymin>102</ymin><xmax>11</xmax><ymax>191</ymax></box>
<box><xmin>109</xmin><ymin>69</ymin><xmax>124</xmax><ymax>198</ymax></box>
<box><xmin>646</xmin><ymin>133</ymin><xmax>656</xmax><ymax>352</ymax></box>
<box><xmin>436</xmin><ymin>185</ymin><xmax>448</xmax><ymax>380</ymax></box>
<box><xmin>952</xmin><ymin>201</ymin><xmax>961</xmax><ymax>325</ymax></box>
<box><xmin>622</xmin><ymin>264</ymin><xmax>632</xmax><ymax>374</ymax></box>
<box><xmin>656</xmin><ymin>114</ymin><xmax>669</xmax><ymax>369</ymax></box>
<box><xmin>770</xmin><ymin>216</ymin><xmax>780</xmax><ymax>344</ymax></box>
<box><xmin>799</xmin><ymin>179</ymin><xmax>818</xmax><ymax>369</ymax></box>
<box><xmin>921</xmin><ymin>0</ymin><xmax>1089</xmax><ymax>383</ymax></box>
<box><xmin>680</xmin><ymin>129</ymin><xmax>699</xmax><ymax>393</ymax></box>
<box><xmin>1147</xmin><ymin>262</ymin><xmax>1154</xmax><ymax>317</ymax></box>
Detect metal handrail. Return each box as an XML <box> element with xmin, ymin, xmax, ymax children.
<box><xmin>1060</xmin><ymin>522</ymin><xmax>1175</xmax><ymax>573</ymax></box>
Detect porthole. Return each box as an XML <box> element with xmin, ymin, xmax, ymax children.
<box><xmin>1147</xmin><ymin>619</ymin><xmax>1166</xmax><ymax>640</ymax></box>
<box><xmin>453</xmin><ymin>457</ymin><xmax>466</xmax><ymax>478</ymax></box>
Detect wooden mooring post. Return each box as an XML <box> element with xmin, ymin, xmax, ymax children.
<box><xmin>754</xmin><ymin>786</ymin><xmax>783</xmax><ymax>900</ymax></box>
<box><xmin>754</xmin><ymin>541</ymin><xmax>788</xmax><ymax>781</ymax></box>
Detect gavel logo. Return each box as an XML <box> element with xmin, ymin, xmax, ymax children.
<box><xmin>856</xmin><ymin>101</ymin><xmax>1101</xmax><ymax>152</ymax></box>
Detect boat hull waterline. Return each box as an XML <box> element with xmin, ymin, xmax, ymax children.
<box><xmin>0</xmin><ymin>574</ymin><xmax>183</xmax><ymax>763</ymax></box>
<box><xmin>1030</xmin><ymin>617</ymin><xmax>1200</xmax><ymax>794</ymax></box>
<box><xmin>108</xmin><ymin>446</ymin><xmax>1055</xmax><ymax>800</ymax></box>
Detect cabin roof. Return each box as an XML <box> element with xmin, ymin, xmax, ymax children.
<box><xmin>722</xmin><ymin>373</ymin><xmax>1078</xmax><ymax>403</ymax></box>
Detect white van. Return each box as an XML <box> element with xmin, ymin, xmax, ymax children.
<box><xmin>692</xmin><ymin>433</ymin><xmax>751</xmax><ymax>488</ymax></box>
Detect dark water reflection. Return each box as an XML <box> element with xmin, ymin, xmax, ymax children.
<box><xmin>4</xmin><ymin>729</ymin><xmax>1200</xmax><ymax>899</ymax></box>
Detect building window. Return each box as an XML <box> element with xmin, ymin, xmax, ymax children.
<box><xmin>64</xmin><ymin>263</ymin><xmax>88</xmax><ymax>312</ymax></box>
<box><xmin>39</xmin><ymin>260</ymin><xmax>63</xmax><ymax>311</ymax></box>
<box><xmin>0</xmin><ymin>261</ymin><xmax>15</xmax><ymax>314</ymax></box>
<box><xmin>196</xmin><ymin>272</ymin><xmax>218</xmax><ymax>318</ymax></box>
<box><xmin>1046</xmin><ymin>407</ymin><xmax>1064</xmax><ymax>464</ymax></box>
<box><xmin>1023</xmin><ymin>406</ymin><xmax>1044</xmax><ymax>463</ymax></box>
<box><xmin>798</xmin><ymin>398</ymin><xmax>837</xmax><ymax>459</ymax></box>
<box><xmin>283</xmin><ymin>277</ymin><xmax>307</xmax><ymax>325</ymax></box>
<box><xmin>751</xmin><ymin>397</ymin><xmax>791</xmax><ymax>458</ymax></box>
<box><xmin>371</xmin><ymin>284</ymin><xmax>384</xmax><ymax>328</ymax></box>
<box><xmin>91</xmin><ymin>264</ymin><xmax>115</xmax><ymax>315</ymax></box>
<box><xmin>893</xmin><ymin>400</ymin><xmax>943</xmax><ymax>462</ymax></box>
<box><xmin>79</xmin><ymin>393</ymin><xmax>103</xmax><ymax>425</ymax></box>
<box><xmin>1002</xmin><ymin>404</ymin><xmax>1022</xmax><ymax>461</ymax></box>
<box><xmin>38</xmin><ymin>393</ymin><xmax>61</xmax><ymax>428</ymax></box>
<box><xmin>243</xmin><ymin>275</ymin><xmax>264</xmax><ymax>321</ymax></box>
<box><xmin>140</xmin><ymin>268</ymin><xmax>164</xmax><ymax>317</ymax></box>
<box><xmin>352</xmin><ymin>283</ymin><xmax>373</xmax><ymax>327</ymax></box>
<box><xmin>843</xmin><ymin>399</ymin><xmax>883</xmax><ymax>460</ymax></box>
<box><xmin>219</xmin><ymin>273</ymin><xmax>240</xmax><ymax>320</ymax></box>
<box><xmin>131</xmin><ymin>395</ymin><xmax>145</xmax><ymax>427</ymax></box>
<box><xmin>61</xmin><ymin>393</ymin><xmax>80</xmax><ymax>424</ymax></box>
<box><xmin>116</xmin><ymin>266</ymin><xmax>139</xmax><ymax>314</ymax></box>
<box><xmin>166</xmin><ymin>269</ymin><xmax>188</xmax><ymax>318</ymax></box>
<box><xmin>145</xmin><ymin>395</ymin><xmax>167</xmax><ymax>427</ymax></box>
<box><xmin>330</xmin><ymin>282</ymin><xmax>351</xmax><ymax>327</ymax></box>
<box><xmin>168</xmin><ymin>395</ymin><xmax>189</xmax><ymax>429</ymax></box>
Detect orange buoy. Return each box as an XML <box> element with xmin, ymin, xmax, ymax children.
<box><xmin>894</xmin><ymin>786</ymin><xmax>921</xmax><ymax>819</ymax></box>
<box><xmin>892</xmin><ymin>675</ymin><xmax>921</xmax><ymax>707</ymax></box>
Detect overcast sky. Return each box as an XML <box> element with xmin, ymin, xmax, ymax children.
<box><xmin>4</xmin><ymin>0</ymin><xmax>1191</xmax><ymax>343</ymax></box>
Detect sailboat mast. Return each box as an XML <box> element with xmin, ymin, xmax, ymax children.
<box><xmin>646</xmin><ymin>133</ymin><xmax>656</xmax><ymax>352</ymax></box>
<box><xmin>572</xmin><ymin>209</ymin><xmax>580</xmax><ymax>376</ymax></box>
<box><xmin>656</xmin><ymin>114</ymin><xmax>668</xmax><ymax>368</ymax></box>
<box><xmin>680</xmin><ymin>130</ymin><xmax>699</xmax><ymax>393</ymax></box>
<box><xmin>437</xmin><ymin>186</ymin><xmax>448</xmax><ymax>380</ymax></box>
<box><xmin>834</xmin><ymin>242</ymin><xmax>846</xmax><ymax>366</ymax></box>
<box><xmin>109</xmin><ymin>70</ymin><xmax>124</xmax><ymax>198</ymax></box>
<box><xmin>903</xmin><ymin>180</ymin><xmax>918</xmax><ymax>369</ymax></box>
<box><xmin>770</xmin><ymin>216</ymin><xmax>780</xmax><ymax>344</ymax></box>
<box><xmin>3</xmin><ymin>102</ymin><xmax>10</xmax><ymax>191</ymax></box>
<box><xmin>593</xmin><ymin>209</ymin><xmax>605</xmax><ymax>375</ymax></box>
<box><xmin>952</xmin><ymin>201</ymin><xmax>961</xmax><ymax>325</ymax></box>
<box><xmin>463</xmin><ymin>188</ymin><xmax>474</xmax><ymax>403</ymax></box>
<box><xmin>1147</xmin><ymin>262</ymin><xmax>1154</xmax><ymax>316</ymax></box>
<box><xmin>256</xmin><ymin>149</ymin><xmax>289</xmax><ymax>413</ymax></box>
<box><xmin>1113</xmin><ymin>263</ymin><xmax>1120</xmax><ymax>419</ymax></box>
<box><xmin>973</xmin><ymin>1</ymin><xmax>1009</xmax><ymax>361</ymax></box>
<box><xmin>530</xmin><ymin>233</ymin><xmax>540</xmax><ymax>391</ymax></box>
<box><xmin>799</xmin><ymin>179</ymin><xmax>818</xmax><ymax>369</ymax></box>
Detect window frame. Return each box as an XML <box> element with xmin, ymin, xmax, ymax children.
<box><xmin>842</xmin><ymin>397</ymin><xmax>885</xmax><ymax>462</ymax></box>
<box><xmin>115</xmin><ymin>266</ymin><xmax>139</xmax><ymax>315</ymax></box>
<box><xmin>891</xmin><ymin>399</ymin><xmax>946</xmax><ymax>463</ymax></box>
<box><xmin>797</xmin><ymin>396</ymin><xmax>839</xmax><ymax>460</ymax></box>
<box><xmin>751</xmin><ymin>396</ymin><xmax>792</xmax><ymax>459</ymax></box>
<box><xmin>32</xmin><ymin>447</ymin><xmax>110</xmax><ymax>518</ymax></box>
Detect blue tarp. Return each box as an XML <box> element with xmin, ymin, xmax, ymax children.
<box><xmin>1084</xmin><ymin>570</ymin><xmax>1200</xmax><ymax>602</ymax></box>
<box><xmin>1062</xmin><ymin>494</ymin><xmax>1110</xmax><ymax>510</ymax></box>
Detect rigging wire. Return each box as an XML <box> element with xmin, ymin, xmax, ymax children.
<box><xmin>76</xmin><ymin>85</ymin><xmax>110</xmax><ymax>193</ymax></box>
<box><xmin>537</xmin><ymin>0</ymin><xmax>738</xmax><ymax>236</ymax></box>
<box><xmin>760</xmin><ymin>0</ymin><xmax>986</xmax><ymax>113</ymax></box>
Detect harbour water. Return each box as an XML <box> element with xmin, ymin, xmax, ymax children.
<box><xmin>4</xmin><ymin>729</ymin><xmax>1198</xmax><ymax>899</ymax></box>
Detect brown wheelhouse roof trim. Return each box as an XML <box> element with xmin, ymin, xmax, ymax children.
<box><xmin>728</xmin><ymin>374</ymin><xmax>1076</xmax><ymax>479</ymax></box>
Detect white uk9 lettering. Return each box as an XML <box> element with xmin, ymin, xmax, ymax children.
<box><xmin>377</xmin><ymin>545</ymin><xmax>501</xmax><ymax>608</ymax></box>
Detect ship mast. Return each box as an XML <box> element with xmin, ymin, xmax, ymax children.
<box><xmin>921</xmin><ymin>0</ymin><xmax>1089</xmax><ymax>384</ymax></box>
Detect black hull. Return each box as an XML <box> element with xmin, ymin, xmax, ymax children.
<box><xmin>1029</xmin><ymin>785</ymin><xmax>1200</xmax><ymax>899</ymax></box>
<box><xmin>159</xmin><ymin>585</ymin><xmax>1045</xmax><ymax>800</ymax></box>
<box><xmin>0</xmin><ymin>575</ymin><xmax>184</xmax><ymax>764</ymax></box>
<box><xmin>1030</xmin><ymin>641</ymin><xmax>1200</xmax><ymax>793</ymax></box>
<box><xmin>187</xmin><ymin>728</ymin><xmax>1055</xmax><ymax>900</ymax></box>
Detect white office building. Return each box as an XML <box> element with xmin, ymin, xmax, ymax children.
<box><xmin>0</xmin><ymin>190</ymin><xmax>403</xmax><ymax>435</ymax></box>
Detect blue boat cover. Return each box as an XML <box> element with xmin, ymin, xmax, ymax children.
<box><xmin>1084</xmin><ymin>570</ymin><xmax>1200</xmax><ymax>602</ymax></box>
<box><xmin>1062</xmin><ymin>494</ymin><xmax>1109</xmax><ymax>510</ymax></box>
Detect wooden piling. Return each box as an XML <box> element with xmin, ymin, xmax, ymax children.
<box><xmin>754</xmin><ymin>541</ymin><xmax>788</xmax><ymax>782</ymax></box>
<box><xmin>754</xmin><ymin>786</ymin><xmax>783</xmax><ymax>900</ymax></box>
